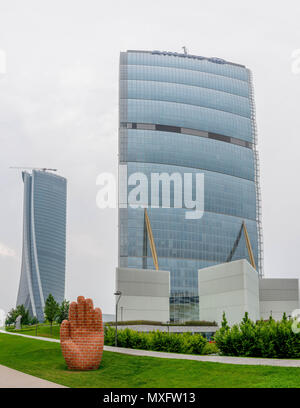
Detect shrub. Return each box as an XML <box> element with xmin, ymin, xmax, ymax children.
<box><xmin>104</xmin><ymin>326</ymin><xmax>209</xmax><ymax>355</ymax></box>
<box><xmin>184</xmin><ymin>321</ymin><xmax>217</xmax><ymax>327</ymax></box>
<box><xmin>106</xmin><ymin>320</ymin><xmax>164</xmax><ymax>326</ymax></box>
<box><xmin>164</xmin><ymin>332</ymin><xmax>183</xmax><ymax>353</ymax></box>
<box><xmin>104</xmin><ymin>326</ymin><xmax>115</xmax><ymax>346</ymax></box>
<box><xmin>106</xmin><ymin>320</ymin><xmax>217</xmax><ymax>327</ymax></box>
<box><xmin>214</xmin><ymin>312</ymin><xmax>300</xmax><ymax>359</ymax></box>
<box><xmin>149</xmin><ymin>331</ymin><xmax>172</xmax><ymax>352</ymax></box>
<box><xmin>182</xmin><ymin>333</ymin><xmax>207</xmax><ymax>354</ymax></box>
<box><xmin>202</xmin><ymin>342</ymin><xmax>219</xmax><ymax>355</ymax></box>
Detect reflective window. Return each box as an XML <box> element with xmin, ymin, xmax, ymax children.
<box><xmin>124</xmin><ymin>80</ymin><xmax>251</xmax><ymax>118</ymax></box>
<box><xmin>119</xmin><ymin>51</ymin><xmax>259</xmax><ymax>322</ymax></box>
<box><xmin>125</xmin><ymin>130</ymin><xmax>255</xmax><ymax>180</ymax></box>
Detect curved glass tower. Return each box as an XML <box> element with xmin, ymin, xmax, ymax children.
<box><xmin>16</xmin><ymin>170</ymin><xmax>67</xmax><ymax>322</ymax></box>
<box><xmin>119</xmin><ymin>50</ymin><xmax>263</xmax><ymax>322</ymax></box>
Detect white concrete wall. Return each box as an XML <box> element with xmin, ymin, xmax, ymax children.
<box><xmin>198</xmin><ymin>259</ymin><xmax>259</xmax><ymax>326</ymax></box>
<box><xmin>116</xmin><ymin>267</ymin><xmax>170</xmax><ymax>323</ymax></box>
<box><xmin>259</xmin><ymin>279</ymin><xmax>299</xmax><ymax>320</ymax></box>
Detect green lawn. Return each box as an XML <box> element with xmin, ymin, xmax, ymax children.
<box><xmin>6</xmin><ymin>323</ymin><xmax>60</xmax><ymax>339</ymax></box>
<box><xmin>1</xmin><ymin>333</ymin><xmax>300</xmax><ymax>388</ymax></box>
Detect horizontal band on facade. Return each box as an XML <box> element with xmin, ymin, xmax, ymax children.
<box><xmin>127</xmin><ymin>49</ymin><xmax>246</xmax><ymax>68</ymax></box>
<box><xmin>124</xmin><ymin>206</ymin><xmax>257</xmax><ymax>223</ymax></box>
<box><xmin>120</xmin><ymin>122</ymin><xmax>253</xmax><ymax>149</ymax></box>
<box><xmin>123</xmin><ymin>52</ymin><xmax>248</xmax><ymax>82</ymax></box>
<box><xmin>124</xmin><ymin>157</ymin><xmax>254</xmax><ymax>182</ymax></box>
<box><xmin>121</xmin><ymin>254</ymin><xmax>252</xmax><ymax>267</ymax></box>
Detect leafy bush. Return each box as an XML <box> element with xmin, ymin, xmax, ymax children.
<box><xmin>104</xmin><ymin>326</ymin><xmax>208</xmax><ymax>355</ymax></box>
<box><xmin>202</xmin><ymin>342</ymin><xmax>219</xmax><ymax>355</ymax></box>
<box><xmin>104</xmin><ymin>325</ymin><xmax>115</xmax><ymax>345</ymax></box>
<box><xmin>106</xmin><ymin>320</ymin><xmax>217</xmax><ymax>327</ymax></box>
<box><xmin>182</xmin><ymin>332</ymin><xmax>207</xmax><ymax>354</ymax></box>
<box><xmin>214</xmin><ymin>312</ymin><xmax>300</xmax><ymax>359</ymax></box>
<box><xmin>184</xmin><ymin>321</ymin><xmax>217</xmax><ymax>327</ymax></box>
<box><xmin>106</xmin><ymin>320</ymin><xmax>164</xmax><ymax>326</ymax></box>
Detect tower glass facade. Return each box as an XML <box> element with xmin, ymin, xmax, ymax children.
<box><xmin>16</xmin><ymin>170</ymin><xmax>67</xmax><ymax>322</ymax></box>
<box><xmin>119</xmin><ymin>50</ymin><xmax>263</xmax><ymax>322</ymax></box>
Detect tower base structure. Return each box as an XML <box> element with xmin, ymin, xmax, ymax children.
<box><xmin>198</xmin><ymin>260</ymin><xmax>299</xmax><ymax>326</ymax></box>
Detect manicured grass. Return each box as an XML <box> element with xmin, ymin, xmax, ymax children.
<box><xmin>1</xmin><ymin>333</ymin><xmax>300</xmax><ymax>388</ymax></box>
<box><xmin>7</xmin><ymin>324</ymin><xmax>61</xmax><ymax>339</ymax></box>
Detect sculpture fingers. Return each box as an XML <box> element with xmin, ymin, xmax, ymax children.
<box><xmin>60</xmin><ymin>320</ymin><xmax>70</xmax><ymax>343</ymax></box>
<box><xmin>77</xmin><ymin>296</ymin><xmax>85</xmax><ymax>328</ymax></box>
<box><xmin>85</xmin><ymin>298</ymin><xmax>94</xmax><ymax>329</ymax></box>
<box><xmin>93</xmin><ymin>307</ymin><xmax>103</xmax><ymax>333</ymax></box>
<box><xmin>69</xmin><ymin>301</ymin><xmax>78</xmax><ymax>331</ymax></box>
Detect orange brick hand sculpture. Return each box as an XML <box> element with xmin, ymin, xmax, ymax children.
<box><xmin>60</xmin><ymin>296</ymin><xmax>104</xmax><ymax>370</ymax></box>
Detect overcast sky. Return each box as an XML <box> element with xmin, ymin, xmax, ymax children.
<box><xmin>0</xmin><ymin>0</ymin><xmax>299</xmax><ymax>315</ymax></box>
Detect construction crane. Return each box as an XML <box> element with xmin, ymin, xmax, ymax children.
<box><xmin>9</xmin><ymin>166</ymin><xmax>57</xmax><ymax>172</ymax></box>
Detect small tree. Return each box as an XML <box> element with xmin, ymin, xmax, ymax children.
<box><xmin>17</xmin><ymin>305</ymin><xmax>30</xmax><ymax>326</ymax></box>
<box><xmin>221</xmin><ymin>311</ymin><xmax>229</xmax><ymax>331</ymax></box>
<box><xmin>242</xmin><ymin>311</ymin><xmax>250</xmax><ymax>325</ymax></box>
<box><xmin>56</xmin><ymin>300</ymin><xmax>70</xmax><ymax>324</ymax></box>
<box><xmin>5</xmin><ymin>305</ymin><xmax>30</xmax><ymax>327</ymax></box>
<box><xmin>5</xmin><ymin>308</ymin><xmax>18</xmax><ymax>326</ymax></box>
<box><xmin>44</xmin><ymin>294</ymin><xmax>59</xmax><ymax>335</ymax></box>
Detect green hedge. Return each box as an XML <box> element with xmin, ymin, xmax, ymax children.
<box><xmin>214</xmin><ymin>312</ymin><xmax>300</xmax><ymax>358</ymax></box>
<box><xmin>106</xmin><ymin>320</ymin><xmax>217</xmax><ymax>327</ymax></box>
<box><xmin>184</xmin><ymin>320</ymin><xmax>217</xmax><ymax>327</ymax></box>
<box><xmin>104</xmin><ymin>326</ymin><xmax>216</xmax><ymax>355</ymax></box>
<box><xmin>105</xmin><ymin>320</ymin><xmax>165</xmax><ymax>326</ymax></box>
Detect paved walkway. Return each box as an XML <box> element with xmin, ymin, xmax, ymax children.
<box><xmin>0</xmin><ymin>364</ymin><xmax>66</xmax><ymax>388</ymax></box>
<box><xmin>0</xmin><ymin>329</ymin><xmax>60</xmax><ymax>343</ymax></box>
<box><xmin>104</xmin><ymin>346</ymin><xmax>300</xmax><ymax>367</ymax></box>
<box><xmin>1</xmin><ymin>330</ymin><xmax>300</xmax><ymax>368</ymax></box>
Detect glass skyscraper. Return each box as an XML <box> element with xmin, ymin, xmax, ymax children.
<box><xmin>119</xmin><ymin>50</ymin><xmax>263</xmax><ymax>322</ymax></box>
<box><xmin>16</xmin><ymin>170</ymin><xmax>67</xmax><ymax>322</ymax></box>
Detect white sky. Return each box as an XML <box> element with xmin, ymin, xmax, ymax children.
<box><xmin>0</xmin><ymin>0</ymin><xmax>299</xmax><ymax>315</ymax></box>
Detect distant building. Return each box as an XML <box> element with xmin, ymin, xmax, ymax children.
<box><xmin>119</xmin><ymin>49</ymin><xmax>263</xmax><ymax>322</ymax></box>
<box><xmin>16</xmin><ymin>170</ymin><xmax>67</xmax><ymax>322</ymax></box>
<box><xmin>115</xmin><ymin>260</ymin><xmax>299</xmax><ymax>326</ymax></box>
<box><xmin>198</xmin><ymin>260</ymin><xmax>299</xmax><ymax>326</ymax></box>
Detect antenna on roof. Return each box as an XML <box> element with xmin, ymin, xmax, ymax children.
<box><xmin>182</xmin><ymin>46</ymin><xmax>188</xmax><ymax>55</ymax></box>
